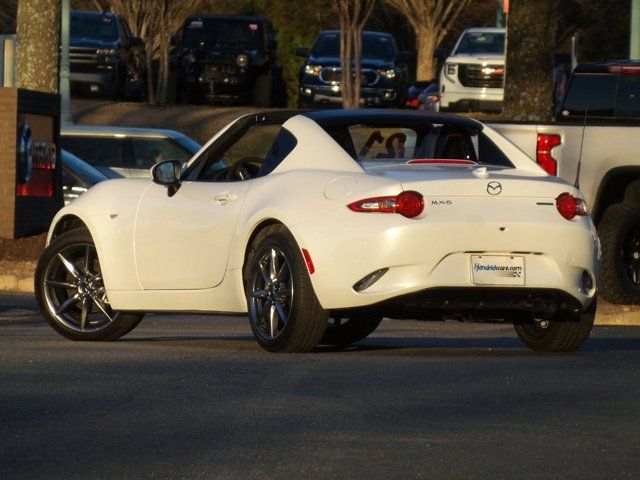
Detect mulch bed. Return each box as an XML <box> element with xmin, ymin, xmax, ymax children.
<box><xmin>0</xmin><ymin>234</ymin><xmax>46</xmax><ymax>263</ymax></box>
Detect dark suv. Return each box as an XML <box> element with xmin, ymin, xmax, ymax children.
<box><xmin>173</xmin><ymin>15</ymin><xmax>282</xmax><ymax>107</ymax></box>
<box><xmin>296</xmin><ymin>30</ymin><xmax>408</xmax><ymax>108</ymax></box>
<box><xmin>70</xmin><ymin>11</ymin><xmax>146</xmax><ymax>99</ymax></box>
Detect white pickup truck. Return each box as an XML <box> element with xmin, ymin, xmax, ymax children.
<box><xmin>439</xmin><ymin>27</ymin><xmax>505</xmax><ymax>112</ymax></box>
<box><xmin>491</xmin><ymin>61</ymin><xmax>640</xmax><ymax>304</ymax></box>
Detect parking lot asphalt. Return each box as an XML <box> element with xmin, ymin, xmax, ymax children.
<box><xmin>1</xmin><ymin>292</ymin><xmax>639</xmax><ymax>480</ymax></box>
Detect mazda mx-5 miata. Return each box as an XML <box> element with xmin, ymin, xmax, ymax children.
<box><xmin>35</xmin><ymin>110</ymin><xmax>600</xmax><ymax>353</ymax></box>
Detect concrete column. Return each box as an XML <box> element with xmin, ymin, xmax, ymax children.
<box><xmin>631</xmin><ymin>0</ymin><xmax>640</xmax><ymax>59</ymax></box>
<box><xmin>60</xmin><ymin>0</ymin><xmax>72</xmax><ymax>124</ymax></box>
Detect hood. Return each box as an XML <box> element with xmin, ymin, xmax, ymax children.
<box><xmin>447</xmin><ymin>53</ymin><xmax>505</xmax><ymax>65</ymax></box>
<box><xmin>70</xmin><ymin>37</ymin><xmax>118</xmax><ymax>50</ymax></box>
<box><xmin>308</xmin><ymin>55</ymin><xmax>394</xmax><ymax>69</ymax></box>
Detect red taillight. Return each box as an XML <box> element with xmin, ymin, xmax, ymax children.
<box><xmin>556</xmin><ymin>192</ymin><xmax>588</xmax><ymax>220</ymax></box>
<box><xmin>348</xmin><ymin>191</ymin><xmax>424</xmax><ymax>218</ymax></box>
<box><xmin>607</xmin><ymin>65</ymin><xmax>640</xmax><ymax>75</ymax></box>
<box><xmin>536</xmin><ymin>134</ymin><xmax>561</xmax><ymax>176</ymax></box>
<box><xmin>406</xmin><ymin>98</ymin><xmax>419</xmax><ymax>108</ymax></box>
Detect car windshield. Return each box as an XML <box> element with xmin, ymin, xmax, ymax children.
<box><xmin>312</xmin><ymin>32</ymin><xmax>396</xmax><ymax>60</ymax></box>
<box><xmin>454</xmin><ymin>32</ymin><xmax>505</xmax><ymax>55</ymax></box>
<box><xmin>182</xmin><ymin>18</ymin><xmax>263</xmax><ymax>48</ymax></box>
<box><xmin>322</xmin><ymin>123</ymin><xmax>513</xmax><ymax>168</ymax></box>
<box><xmin>71</xmin><ymin>12</ymin><xmax>118</xmax><ymax>42</ymax></box>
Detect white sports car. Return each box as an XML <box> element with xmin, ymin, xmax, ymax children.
<box><xmin>35</xmin><ymin>110</ymin><xmax>600</xmax><ymax>353</ymax></box>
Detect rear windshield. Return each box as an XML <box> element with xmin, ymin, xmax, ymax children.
<box><xmin>454</xmin><ymin>32</ymin><xmax>505</xmax><ymax>55</ymax></box>
<box><xmin>182</xmin><ymin>18</ymin><xmax>263</xmax><ymax>48</ymax></box>
<box><xmin>321</xmin><ymin>123</ymin><xmax>513</xmax><ymax>168</ymax></box>
<box><xmin>562</xmin><ymin>73</ymin><xmax>640</xmax><ymax>119</ymax></box>
<box><xmin>71</xmin><ymin>13</ymin><xmax>118</xmax><ymax>42</ymax></box>
<box><xmin>312</xmin><ymin>32</ymin><xmax>396</xmax><ymax>60</ymax></box>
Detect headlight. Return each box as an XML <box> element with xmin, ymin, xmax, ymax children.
<box><xmin>236</xmin><ymin>54</ymin><xmax>248</xmax><ymax>67</ymax></box>
<box><xmin>304</xmin><ymin>64</ymin><xmax>321</xmax><ymax>76</ymax></box>
<box><xmin>379</xmin><ymin>68</ymin><xmax>396</xmax><ymax>79</ymax></box>
<box><xmin>96</xmin><ymin>49</ymin><xmax>116</xmax><ymax>55</ymax></box>
<box><xmin>444</xmin><ymin>63</ymin><xmax>457</xmax><ymax>81</ymax></box>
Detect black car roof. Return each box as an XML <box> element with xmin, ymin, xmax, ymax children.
<box><xmin>319</xmin><ymin>30</ymin><xmax>393</xmax><ymax>37</ymax></box>
<box><xmin>302</xmin><ymin>109</ymin><xmax>483</xmax><ymax>130</ymax></box>
<box><xmin>185</xmin><ymin>14</ymin><xmax>268</xmax><ymax>22</ymax></box>
<box><xmin>574</xmin><ymin>60</ymin><xmax>640</xmax><ymax>73</ymax></box>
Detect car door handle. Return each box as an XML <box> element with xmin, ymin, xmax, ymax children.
<box><xmin>214</xmin><ymin>192</ymin><xmax>237</xmax><ymax>204</ymax></box>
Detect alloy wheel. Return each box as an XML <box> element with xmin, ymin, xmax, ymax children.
<box><xmin>248</xmin><ymin>246</ymin><xmax>294</xmax><ymax>340</ymax></box>
<box><xmin>42</xmin><ymin>243</ymin><xmax>119</xmax><ymax>333</ymax></box>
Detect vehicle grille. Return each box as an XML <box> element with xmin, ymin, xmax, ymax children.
<box><xmin>205</xmin><ymin>63</ymin><xmax>239</xmax><ymax>83</ymax></box>
<box><xmin>458</xmin><ymin>64</ymin><xmax>504</xmax><ymax>88</ymax></box>
<box><xmin>70</xmin><ymin>46</ymin><xmax>99</xmax><ymax>74</ymax></box>
<box><xmin>319</xmin><ymin>67</ymin><xmax>379</xmax><ymax>86</ymax></box>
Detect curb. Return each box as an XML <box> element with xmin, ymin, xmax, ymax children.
<box><xmin>1</xmin><ymin>261</ymin><xmax>639</xmax><ymax>325</ymax></box>
<box><xmin>0</xmin><ymin>261</ymin><xmax>36</xmax><ymax>293</ymax></box>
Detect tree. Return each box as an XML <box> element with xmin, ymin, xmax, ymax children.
<box><xmin>386</xmin><ymin>0</ymin><xmax>471</xmax><ymax>81</ymax></box>
<box><xmin>15</xmin><ymin>0</ymin><xmax>60</xmax><ymax>93</ymax></box>
<box><xmin>502</xmin><ymin>0</ymin><xmax>559</xmax><ymax>121</ymax></box>
<box><xmin>332</xmin><ymin>0</ymin><xmax>377</xmax><ymax>108</ymax></box>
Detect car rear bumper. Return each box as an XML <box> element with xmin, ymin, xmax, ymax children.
<box><xmin>440</xmin><ymin>84</ymin><xmax>503</xmax><ymax>111</ymax></box>
<box><xmin>291</xmin><ymin>211</ymin><xmax>600</xmax><ymax>313</ymax></box>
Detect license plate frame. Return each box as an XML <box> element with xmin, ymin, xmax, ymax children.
<box><xmin>470</xmin><ymin>255</ymin><xmax>525</xmax><ymax>286</ymax></box>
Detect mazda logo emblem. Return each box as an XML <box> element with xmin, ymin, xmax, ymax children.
<box><xmin>487</xmin><ymin>181</ymin><xmax>502</xmax><ymax>195</ymax></box>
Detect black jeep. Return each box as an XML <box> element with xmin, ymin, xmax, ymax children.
<box><xmin>173</xmin><ymin>15</ymin><xmax>283</xmax><ymax>107</ymax></box>
<box><xmin>69</xmin><ymin>11</ymin><xmax>146</xmax><ymax>99</ymax></box>
<box><xmin>296</xmin><ymin>30</ymin><xmax>409</xmax><ymax>108</ymax></box>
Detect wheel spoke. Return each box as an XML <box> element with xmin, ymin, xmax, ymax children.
<box><xmin>91</xmin><ymin>295</ymin><xmax>115</xmax><ymax>323</ymax></box>
<box><xmin>80</xmin><ymin>297</ymin><xmax>91</xmax><ymax>331</ymax></box>
<box><xmin>83</xmin><ymin>246</ymin><xmax>92</xmax><ymax>275</ymax></box>
<box><xmin>270</xmin><ymin>248</ymin><xmax>279</xmax><ymax>280</ymax></box>
<box><xmin>277</xmin><ymin>261</ymin><xmax>289</xmax><ymax>282</ymax></box>
<box><xmin>57</xmin><ymin>254</ymin><xmax>80</xmax><ymax>279</ymax></box>
<box><xmin>55</xmin><ymin>293</ymin><xmax>79</xmax><ymax>315</ymax></box>
<box><xmin>269</xmin><ymin>303</ymin><xmax>278</xmax><ymax>338</ymax></box>
<box><xmin>45</xmin><ymin>279</ymin><xmax>75</xmax><ymax>289</ymax></box>
<box><xmin>251</xmin><ymin>289</ymin><xmax>268</xmax><ymax>299</ymax></box>
<box><xmin>258</xmin><ymin>261</ymin><xmax>271</xmax><ymax>284</ymax></box>
<box><xmin>274</xmin><ymin>298</ymin><xmax>287</xmax><ymax>323</ymax></box>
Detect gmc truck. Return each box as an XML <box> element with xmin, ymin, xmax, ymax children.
<box><xmin>491</xmin><ymin>61</ymin><xmax>640</xmax><ymax>304</ymax></box>
<box><xmin>439</xmin><ymin>27</ymin><xmax>505</xmax><ymax>112</ymax></box>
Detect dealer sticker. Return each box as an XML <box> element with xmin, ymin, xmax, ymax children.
<box><xmin>471</xmin><ymin>255</ymin><xmax>525</xmax><ymax>286</ymax></box>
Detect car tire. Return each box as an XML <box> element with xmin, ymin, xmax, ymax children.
<box><xmin>35</xmin><ymin>228</ymin><xmax>144</xmax><ymax>341</ymax></box>
<box><xmin>320</xmin><ymin>316</ymin><xmax>382</xmax><ymax>345</ymax></box>
<box><xmin>513</xmin><ymin>299</ymin><xmax>596</xmax><ymax>352</ymax></box>
<box><xmin>599</xmin><ymin>202</ymin><xmax>640</xmax><ymax>304</ymax></box>
<box><xmin>253</xmin><ymin>72</ymin><xmax>272</xmax><ymax>108</ymax></box>
<box><xmin>244</xmin><ymin>225</ymin><xmax>328</xmax><ymax>352</ymax></box>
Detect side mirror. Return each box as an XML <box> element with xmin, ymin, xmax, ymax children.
<box><xmin>170</xmin><ymin>35</ymin><xmax>180</xmax><ymax>47</ymax></box>
<box><xmin>129</xmin><ymin>36</ymin><xmax>144</xmax><ymax>48</ymax></box>
<box><xmin>295</xmin><ymin>46</ymin><xmax>310</xmax><ymax>58</ymax></box>
<box><xmin>151</xmin><ymin>159</ymin><xmax>182</xmax><ymax>197</ymax></box>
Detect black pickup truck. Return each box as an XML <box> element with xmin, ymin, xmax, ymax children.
<box><xmin>69</xmin><ymin>11</ymin><xmax>146</xmax><ymax>99</ymax></box>
<box><xmin>173</xmin><ymin>15</ymin><xmax>283</xmax><ymax>107</ymax></box>
<box><xmin>296</xmin><ymin>30</ymin><xmax>409</xmax><ymax>108</ymax></box>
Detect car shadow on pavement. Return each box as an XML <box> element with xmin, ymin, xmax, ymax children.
<box><xmin>118</xmin><ymin>334</ymin><xmax>640</xmax><ymax>356</ymax></box>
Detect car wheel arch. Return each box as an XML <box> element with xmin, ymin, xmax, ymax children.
<box><xmin>50</xmin><ymin>214</ymin><xmax>90</xmax><ymax>243</ymax></box>
<box><xmin>241</xmin><ymin>218</ymin><xmax>287</xmax><ymax>284</ymax></box>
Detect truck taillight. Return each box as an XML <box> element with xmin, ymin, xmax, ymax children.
<box><xmin>556</xmin><ymin>193</ymin><xmax>588</xmax><ymax>220</ymax></box>
<box><xmin>536</xmin><ymin>134</ymin><xmax>561</xmax><ymax>176</ymax></box>
<box><xmin>348</xmin><ymin>191</ymin><xmax>424</xmax><ymax>218</ymax></box>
